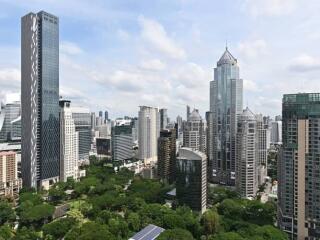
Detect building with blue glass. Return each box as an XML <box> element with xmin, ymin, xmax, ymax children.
<box><xmin>21</xmin><ymin>11</ymin><xmax>60</xmax><ymax>189</ymax></box>
<box><xmin>209</xmin><ymin>47</ymin><xmax>243</xmax><ymax>185</ymax></box>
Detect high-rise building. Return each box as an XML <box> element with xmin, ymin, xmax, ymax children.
<box><xmin>21</xmin><ymin>11</ymin><xmax>60</xmax><ymax>189</ymax></box>
<box><xmin>158</xmin><ymin>129</ymin><xmax>176</xmax><ymax>183</ymax></box>
<box><xmin>104</xmin><ymin>110</ymin><xmax>109</xmax><ymax>122</ymax></box>
<box><xmin>209</xmin><ymin>47</ymin><xmax>243</xmax><ymax>185</ymax></box>
<box><xmin>10</xmin><ymin>116</ymin><xmax>21</xmax><ymax>141</ymax></box>
<box><xmin>138</xmin><ymin>106</ymin><xmax>159</xmax><ymax>165</ymax></box>
<box><xmin>236</xmin><ymin>108</ymin><xmax>257</xmax><ymax>198</ymax></box>
<box><xmin>278</xmin><ymin>93</ymin><xmax>320</xmax><ymax>239</ymax></box>
<box><xmin>275</xmin><ymin>115</ymin><xmax>282</xmax><ymax>121</ymax></box>
<box><xmin>71</xmin><ymin>107</ymin><xmax>91</xmax><ymax>165</ymax></box>
<box><xmin>90</xmin><ymin>112</ymin><xmax>96</xmax><ymax>131</ymax></box>
<box><xmin>176</xmin><ymin>147</ymin><xmax>207</xmax><ymax>214</ymax></box>
<box><xmin>0</xmin><ymin>101</ymin><xmax>21</xmax><ymax>141</ymax></box>
<box><xmin>183</xmin><ymin>109</ymin><xmax>206</xmax><ymax>153</ymax></box>
<box><xmin>256</xmin><ymin>114</ymin><xmax>268</xmax><ymax>186</ymax></box>
<box><xmin>270</xmin><ymin>120</ymin><xmax>282</xmax><ymax>144</ymax></box>
<box><xmin>111</xmin><ymin>119</ymin><xmax>134</xmax><ymax>164</ymax></box>
<box><xmin>59</xmin><ymin>100</ymin><xmax>79</xmax><ymax>182</ymax></box>
<box><xmin>186</xmin><ymin>105</ymin><xmax>191</xmax><ymax>121</ymax></box>
<box><xmin>176</xmin><ymin>115</ymin><xmax>183</xmax><ymax>137</ymax></box>
<box><xmin>0</xmin><ymin>151</ymin><xmax>22</xmax><ymax>198</ymax></box>
<box><xmin>99</xmin><ymin>111</ymin><xmax>103</xmax><ymax>118</ymax></box>
<box><xmin>159</xmin><ymin>108</ymin><xmax>168</xmax><ymax>130</ymax></box>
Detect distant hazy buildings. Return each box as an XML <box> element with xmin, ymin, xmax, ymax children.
<box><xmin>0</xmin><ymin>151</ymin><xmax>22</xmax><ymax>198</ymax></box>
<box><xmin>271</xmin><ymin>120</ymin><xmax>282</xmax><ymax>144</ymax></box>
<box><xmin>159</xmin><ymin>108</ymin><xmax>168</xmax><ymax>130</ymax></box>
<box><xmin>176</xmin><ymin>147</ymin><xmax>207</xmax><ymax>214</ymax></box>
<box><xmin>72</xmin><ymin>107</ymin><xmax>91</xmax><ymax>165</ymax></box>
<box><xmin>104</xmin><ymin>110</ymin><xmax>109</xmax><ymax>123</ymax></box>
<box><xmin>209</xmin><ymin>47</ymin><xmax>243</xmax><ymax>185</ymax></box>
<box><xmin>138</xmin><ymin>106</ymin><xmax>159</xmax><ymax>165</ymax></box>
<box><xmin>0</xmin><ymin>101</ymin><xmax>21</xmax><ymax>141</ymax></box>
<box><xmin>278</xmin><ymin>93</ymin><xmax>320</xmax><ymax>239</ymax></box>
<box><xmin>21</xmin><ymin>11</ymin><xmax>60</xmax><ymax>189</ymax></box>
<box><xmin>183</xmin><ymin>109</ymin><xmax>206</xmax><ymax>153</ymax></box>
<box><xmin>59</xmin><ymin>100</ymin><xmax>79</xmax><ymax>182</ymax></box>
<box><xmin>158</xmin><ymin>128</ymin><xmax>176</xmax><ymax>183</ymax></box>
<box><xmin>111</xmin><ymin>119</ymin><xmax>134</xmax><ymax>163</ymax></box>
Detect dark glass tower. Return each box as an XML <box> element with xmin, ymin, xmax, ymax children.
<box><xmin>21</xmin><ymin>11</ymin><xmax>60</xmax><ymax>189</ymax></box>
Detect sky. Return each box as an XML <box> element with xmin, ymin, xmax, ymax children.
<box><xmin>1</xmin><ymin>0</ymin><xmax>320</xmax><ymax>120</ymax></box>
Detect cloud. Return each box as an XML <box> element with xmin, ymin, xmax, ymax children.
<box><xmin>138</xmin><ymin>16</ymin><xmax>186</xmax><ymax>59</ymax></box>
<box><xmin>243</xmin><ymin>0</ymin><xmax>298</xmax><ymax>16</ymax></box>
<box><xmin>243</xmin><ymin>79</ymin><xmax>259</xmax><ymax>92</ymax></box>
<box><xmin>288</xmin><ymin>54</ymin><xmax>320</xmax><ymax>72</ymax></box>
<box><xmin>117</xmin><ymin>29</ymin><xmax>130</xmax><ymax>41</ymax></box>
<box><xmin>0</xmin><ymin>68</ymin><xmax>20</xmax><ymax>83</ymax></box>
<box><xmin>238</xmin><ymin>39</ymin><xmax>267</xmax><ymax>59</ymax></box>
<box><xmin>139</xmin><ymin>59</ymin><xmax>166</xmax><ymax>71</ymax></box>
<box><xmin>60</xmin><ymin>41</ymin><xmax>83</xmax><ymax>55</ymax></box>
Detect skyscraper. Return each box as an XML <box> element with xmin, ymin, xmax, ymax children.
<box><xmin>176</xmin><ymin>147</ymin><xmax>207</xmax><ymax>214</ymax></box>
<box><xmin>0</xmin><ymin>101</ymin><xmax>21</xmax><ymax>141</ymax></box>
<box><xmin>186</xmin><ymin>105</ymin><xmax>191</xmax><ymax>121</ymax></box>
<box><xmin>235</xmin><ymin>108</ymin><xmax>258</xmax><ymax>199</ymax></box>
<box><xmin>21</xmin><ymin>11</ymin><xmax>60</xmax><ymax>189</ymax></box>
<box><xmin>138</xmin><ymin>106</ymin><xmax>159</xmax><ymax>165</ymax></box>
<box><xmin>111</xmin><ymin>119</ymin><xmax>134</xmax><ymax>164</ymax></box>
<box><xmin>183</xmin><ymin>109</ymin><xmax>206</xmax><ymax>153</ymax></box>
<box><xmin>71</xmin><ymin>107</ymin><xmax>91</xmax><ymax>165</ymax></box>
<box><xmin>159</xmin><ymin>108</ymin><xmax>168</xmax><ymax>130</ymax></box>
<box><xmin>104</xmin><ymin>110</ymin><xmax>109</xmax><ymax>122</ymax></box>
<box><xmin>270</xmin><ymin>120</ymin><xmax>282</xmax><ymax>144</ymax></box>
<box><xmin>59</xmin><ymin>100</ymin><xmax>79</xmax><ymax>182</ymax></box>
<box><xmin>99</xmin><ymin>111</ymin><xmax>103</xmax><ymax>118</ymax></box>
<box><xmin>209</xmin><ymin>47</ymin><xmax>243</xmax><ymax>185</ymax></box>
<box><xmin>278</xmin><ymin>93</ymin><xmax>320</xmax><ymax>239</ymax></box>
<box><xmin>158</xmin><ymin>128</ymin><xmax>176</xmax><ymax>183</ymax></box>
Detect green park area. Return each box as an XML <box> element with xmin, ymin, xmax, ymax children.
<box><xmin>0</xmin><ymin>157</ymin><xmax>287</xmax><ymax>240</ymax></box>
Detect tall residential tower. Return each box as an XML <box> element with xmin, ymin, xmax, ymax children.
<box><xmin>278</xmin><ymin>93</ymin><xmax>320</xmax><ymax>239</ymax></box>
<box><xmin>21</xmin><ymin>11</ymin><xmax>60</xmax><ymax>189</ymax></box>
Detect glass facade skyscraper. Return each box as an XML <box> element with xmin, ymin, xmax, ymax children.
<box><xmin>21</xmin><ymin>11</ymin><xmax>60</xmax><ymax>189</ymax></box>
<box><xmin>209</xmin><ymin>48</ymin><xmax>243</xmax><ymax>185</ymax></box>
<box><xmin>278</xmin><ymin>93</ymin><xmax>320</xmax><ymax>239</ymax></box>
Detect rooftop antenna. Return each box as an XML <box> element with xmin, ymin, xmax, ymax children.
<box><xmin>226</xmin><ymin>39</ymin><xmax>228</xmax><ymax>50</ymax></box>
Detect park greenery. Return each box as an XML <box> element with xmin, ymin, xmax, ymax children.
<box><xmin>0</xmin><ymin>156</ymin><xmax>288</xmax><ymax>240</ymax></box>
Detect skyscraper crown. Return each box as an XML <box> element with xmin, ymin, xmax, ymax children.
<box><xmin>217</xmin><ymin>47</ymin><xmax>237</xmax><ymax>66</ymax></box>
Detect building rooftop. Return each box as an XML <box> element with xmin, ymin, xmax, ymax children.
<box><xmin>189</xmin><ymin>109</ymin><xmax>201</xmax><ymax>121</ymax></box>
<box><xmin>129</xmin><ymin>224</ymin><xmax>165</xmax><ymax>240</ymax></box>
<box><xmin>0</xmin><ymin>151</ymin><xmax>16</xmax><ymax>156</ymax></box>
<box><xmin>217</xmin><ymin>47</ymin><xmax>237</xmax><ymax>66</ymax></box>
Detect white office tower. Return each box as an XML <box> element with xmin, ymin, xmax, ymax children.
<box><xmin>183</xmin><ymin>109</ymin><xmax>206</xmax><ymax>153</ymax></box>
<box><xmin>270</xmin><ymin>120</ymin><xmax>282</xmax><ymax>144</ymax></box>
<box><xmin>59</xmin><ymin>100</ymin><xmax>79</xmax><ymax>182</ymax></box>
<box><xmin>236</xmin><ymin>108</ymin><xmax>258</xmax><ymax>199</ymax></box>
<box><xmin>138</xmin><ymin>106</ymin><xmax>160</xmax><ymax>165</ymax></box>
<box><xmin>236</xmin><ymin>108</ymin><xmax>267</xmax><ymax>199</ymax></box>
<box><xmin>256</xmin><ymin>114</ymin><xmax>268</xmax><ymax>186</ymax></box>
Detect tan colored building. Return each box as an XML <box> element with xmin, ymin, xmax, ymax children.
<box><xmin>0</xmin><ymin>151</ymin><xmax>22</xmax><ymax>198</ymax></box>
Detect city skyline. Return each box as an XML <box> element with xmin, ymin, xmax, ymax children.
<box><xmin>1</xmin><ymin>1</ymin><xmax>320</xmax><ymax>119</ymax></box>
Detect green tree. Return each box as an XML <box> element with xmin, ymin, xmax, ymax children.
<box><xmin>42</xmin><ymin>217</ymin><xmax>76</xmax><ymax>239</ymax></box>
<box><xmin>201</xmin><ymin>209</ymin><xmax>220</xmax><ymax>235</ymax></box>
<box><xmin>0</xmin><ymin>201</ymin><xmax>16</xmax><ymax>225</ymax></box>
<box><xmin>20</xmin><ymin>203</ymin><xmax>55</xmax><ymax>227</ymax></box>
<box><xmin>127</xmin><ymin>212</ymin><xmax>140</xmax><ymax>232</ymax></box>
<box><xmin>217</xmin><ymin>199</ymin><xmax>243</xmax><ymax>220</ymax></box>
<box><xmin>12</xmin><ymin>227</ymin><xmax>39</xmax><ymax>240</ymax></box>
<box><xmin>255</xmin><ymin>225</ymin><xmax>288</xmax><ymax>240</ymax></box>
<box><xmin>65</xmin><ymin>222</ymin><xmax>116</xmax><ymax>240</ymax></box>
<box><xmin>0</xmin><ymin>224</ymin><xmax>13</xmax><ymax>240</ymax></box>
<box><xmin>211</xmin><ymin>232</ymin><xmax>244</xmax><ymax>240</ymax></box>
<box><xmin>157</xmin><ymin>228</ymin><xmax>194</xmax><ymax>240</ymax></box>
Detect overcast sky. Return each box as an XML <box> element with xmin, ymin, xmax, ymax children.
<box><xmin>1</xmin><ymin>0</ymin><xmax>320</xmax><ymax>120</ymax></box>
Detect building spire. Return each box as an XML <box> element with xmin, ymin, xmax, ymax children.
<box><xmin>226</xmin><ymin>39</ymin><xmax>228</xmax><ymax>50</ymax></box>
